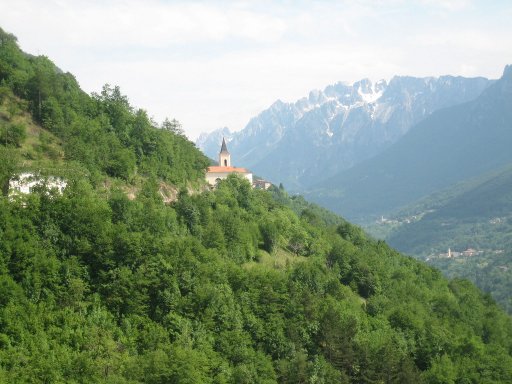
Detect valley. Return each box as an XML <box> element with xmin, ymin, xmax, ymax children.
<box><xmin>365</xmin><ymin>164</ymin><xmax>512</xmax><ymax>312</ymax></box>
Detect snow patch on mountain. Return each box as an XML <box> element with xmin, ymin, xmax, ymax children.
<box><xmin>197</xmin><ymin>74</ymin><xmax>492</xmax><ymax>191</ymax></box>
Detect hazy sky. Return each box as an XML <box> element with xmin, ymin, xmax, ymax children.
<box><xmin>1</xmin><ymin>0</ymin><xmax>511</xmax><ymax>139</ymax></box>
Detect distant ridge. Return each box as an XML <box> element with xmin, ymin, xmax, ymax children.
<box><xmin>387</xmin><ymin>164</ymin><xmax>512</xmax><ymax>255</ymax></box>
<box><xmin>309</xmin><ymin>65</ymin><xmax>512</xmax><ymax>221</ymax></box>
<box><xmin>197</xmin><ymin>75</ymin><xmax>491</xmax><ymax>190</ymax></box>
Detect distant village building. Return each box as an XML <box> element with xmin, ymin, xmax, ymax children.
<box><xmin>205</xmin><ymin>138</ymin><xmax>253</xmax><ymax>186</ymax></box>
<box><xmin>253</xmin><ymin>179</ymin><xmax>273</xmax><ymax>190</ymax></box>
<box><xmin>437</xmin><ymin>247</ymin><xmax>483</xmax><ymax>259</ymax></box>
<box><xmin>8</xmin><ymin>172</ymin><xmax>67</xmax><ymax>198</ymax></box>
<box><xmin>462</xmin><ymin>248</ymin><xmax>478</xmax><ymax>257</ymax></box>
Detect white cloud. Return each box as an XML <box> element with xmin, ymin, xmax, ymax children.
<box><xmin>1</xmin><ymin>0</ymin><xmax>287</xmax><ymax>49</ymax></box>
<box><xmin>419</xmin><ymin>0</ymin><xmax>473</xmax><ymax>11</ymax></box>
<box><xmin>410</xmin><ymin>29</ymin><xmax>504</xmax><ymax>52</ymax></box>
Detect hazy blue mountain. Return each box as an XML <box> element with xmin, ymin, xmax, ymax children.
<box><xmin>384</xmin><ymin>164</ymin><xmax>512</xmax><ymax>255</ymax></box>
<box><xmin>196</xmin><ymin>126</ymin><xmax>231</xmax><ymax>162</ymax></box>
<box><xmin>197</xmin><ymin>75</ymin><xmax>491</xmax><ymax>189</ymax></box>
<box><xmin>309</xmin><ymin>65</ymin><xmax>512</xmax><ymax>222</ymax></box>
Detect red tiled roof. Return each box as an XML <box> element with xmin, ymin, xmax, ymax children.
<box><xmin>207</xmin><ymin>166</ymin><xmax>250</xmax><ymax>173</ymax></box>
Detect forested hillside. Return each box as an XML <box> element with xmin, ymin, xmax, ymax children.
<box><xmin>0</xmin><ymin>27</ymin><xmax>208</xmax><ymax>191</ymax></box>
<box><xmin>2</xmin><ymin>27</ymin><xmax>512</xmax><ymax>383</ymax></box>
<box><xmin>375</xmin><ymin>165</ymin><xmax>512</xmax><ymax>313</ymax></box>
<box><xmin>387</xmin><ymin>165</ymin><xmax>512</xmax><ymax>256</ymax></box>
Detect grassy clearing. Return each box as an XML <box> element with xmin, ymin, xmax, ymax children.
<box><xmin>0</xmin><ymin>94</ymin><xmax>65</xmax><ymax>169</ymax></box>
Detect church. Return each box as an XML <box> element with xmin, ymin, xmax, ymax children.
<box><xmin>205</xmin><ymin>138</ymin><xmax>253</xmax><ymax>186</ymax></box>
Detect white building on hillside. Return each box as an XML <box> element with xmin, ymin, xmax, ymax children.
<box><xmin>205</xmin><ymin>138</ymin><xmax>253</xmax><ymax>186</ymax></box>
<box><xmin>9</xmin><ymin>172</ymin><xmax>67</xmax><ymax>198</ymax></box>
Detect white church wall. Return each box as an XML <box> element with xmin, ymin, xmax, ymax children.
<box><xmin>9</xmin><ymin>172</ymin><xmax>67</xmax><ymax>198</ymax></box>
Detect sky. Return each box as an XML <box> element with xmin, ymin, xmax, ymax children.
<box><xmin>1</xmin><ymin>0</ymin><xmax>511</xmax><ymax>140</ymax></box>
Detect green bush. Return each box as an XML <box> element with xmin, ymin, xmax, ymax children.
<box><xmin>0</xmin><ymin>122</ymin><xmax>26</xmax><ymax>147</ymax></box>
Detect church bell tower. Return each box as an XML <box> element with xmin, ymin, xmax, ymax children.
<box><xmin>219</xmin><ymin>138</ymin><xmax>231</xmax><ymax>167</ymax></box>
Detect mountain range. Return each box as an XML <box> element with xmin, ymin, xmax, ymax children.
<box><xmin>197</xmin><ymin>75</ymin><xmax>491</xmax><ymax>190</ymax></box>
<box><xmin>309</xmin><ymin>65</ymin><xmax>512</xmax><ymax>221</ymax></box>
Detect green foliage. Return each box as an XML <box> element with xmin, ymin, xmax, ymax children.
<box><xmin>0</xmin><ymin>27</ymin><xmax>209</xmax><ymax>185</ymax></box>
<box><xmin>0</xmin><ymin>147</ymin><xmax>18</xmax><ymax>195</ymax></box>
<box><xmin>0</xmin><ymin>121</ymin><xmax>26</xmax><ymax>147</ymax></box>
<box><xmin>1</xmin><ymin>174</ymin><xmax>512</xmax><ymax>383</ymax></box>
<box><xmin>428</xmin><ymin>251</ymin><xmax>512</xmax><ymax>314</ymax></box>
<box><xmin>383</xmin><ymin>165</ymin><xmax>512</xmax><ymax>313</ymax></box>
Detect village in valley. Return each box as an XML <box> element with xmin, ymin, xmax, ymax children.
<box><xmin>426</xmin><ymin>247</ymin><xmax>505</xmax><ymax>262</ymax></box>
<box><xmin>370</xmin><ymin>213</ymin><xmax>508</xmax><ymax>263</ymax></box>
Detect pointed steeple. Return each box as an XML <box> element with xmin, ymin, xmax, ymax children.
<box><xmin>219</xmin><ymin>137</ymin><xmax>231</xmax><ymax>167</ymax></box>
<box><xmin>220</xmin><ymin>137</ymin><xmax>229</xmax><ymax>153</ymax></box>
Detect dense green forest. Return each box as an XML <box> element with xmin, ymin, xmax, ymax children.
<box><xmin>0</xmin><ymin>27</ymin><xmax>209</xmax><ymax>190</ymax></box>
<box><xmin>429</xmin><ymin>250</ymin><xmax>512</xmax><ymax>314</ymax></box>
<box><xmin>2</xmin><ymin>26</ymin><xmax>512</xmax><ymax>383</ymax></box>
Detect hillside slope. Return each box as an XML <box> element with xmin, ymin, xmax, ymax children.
<box><xmin>380</xmin><ymin>166</ymin><xmax>512</xmax><ymax>313</ymax></box>
<box><xmin>310</xmin><ymin>65</ymin><xmax>512</xmax><ymax>221</ymax></box>
<box><xmin>387</xmin><ymin>165</ymin><xmax>512</xmax><ymax>255</ymax></box>
<box><xmin>0</xmin><ymin>27</ymin><xmax>209</xmax><ymax>192</ymax></box>
<box><xmin>2</xmin><ymin>27</ymin><xmax>512</xmax><ymax>384</ymax></box>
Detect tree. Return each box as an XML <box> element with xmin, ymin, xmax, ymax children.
<box><xmin>0</xmin><ymin>122</ymin><xmax>26</xmax><ymax>147</ymax></box>
<box><xmin>106</xmin><ymin>146</ymin><xmax>136</xmax><ymax>180</ymax></box>
<box><xmin>26</xmin><ymin>56</ymin><xmax>56</xmax><ymax>123</ymax></box>
<box><xmin>162</xmin><ymin>117</ymin><xmax>184</xmax><ymax>136</ymax></box>
<box><xmin>0</xmin><ymin>147</ymin><xmax>18</xmax><ymax>195</ymax></box>
<box><xmin>260</xmin><ymin>220</ymin><xmax>279</xmax><ymax>254</ymax></box>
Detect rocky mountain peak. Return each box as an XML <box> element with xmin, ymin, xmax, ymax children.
<box><xmin>503</xmin><ymin>64</ymin><xmax>512</xmax><ymax>78</ymax></box>
<box><xmin>500</xmin><ymin>64</ymin><xmax>512</xmax><ymax>95</ymax></box>
<box><xmin>197</xmin><ymin>71</ymin><xmax>494</xmax><ymax>191</ymax></box>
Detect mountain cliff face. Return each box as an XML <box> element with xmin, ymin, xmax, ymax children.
<box><xmin>310</xmin><ymin>65</ymin><xmax>512</xmax><ymax>221</ymax></box>
<box><xmin>197</xmin><ymin>75</ymin><xmax>491</xmax><ymax>189</ymax></box>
